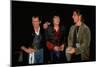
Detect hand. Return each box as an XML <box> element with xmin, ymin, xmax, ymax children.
<box><xmin>66</xmin><ymin>47</ymin><xmax>76</xmax><ymax>54</ymax></box>
<box><xmin>59</xmin><ymin>44</ymin><xmax>64</xmax><ymax>51</ymax></box>
<box><xmin>21</xmin><ymin>46</ymin><xmax>29</xmax><ymax>53</ymax></box>
<box><xmin>26</xmin><ymin>48</ymin><xmax>36</xmax><ymax>54</ymax></box>
<box><xmin>66</xmin><ymin>47</ymin><xmax>72</xmax><ymax>51</ymax></box>
<box><xmin>28</xmin><ymin>48</ymin><xmax>36</xmax><ymax>52</ymax></box>
<box><xmin>53</xmin><ymin>46</ymin><xmax>60</xmax><ymax>52</ymax></box>
<box><xmin>21</xmin><ymin>46</ymin><xmax>36</xmax><ymax>54</ymax></box>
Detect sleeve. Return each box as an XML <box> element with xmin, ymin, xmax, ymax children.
<box><xmin>45</xmin><ymin>26</ymin><xmax>55</xmax><ymax>50</ymax></box>
<box><xmin>75</xmin><ymin>26</ymin><xmax>91</xmax><ymax>60</ymax></box>
<box><xmin>68</xmin><ymin>26</ymin><xmax>74</xmax><ymax>47</ymax></box>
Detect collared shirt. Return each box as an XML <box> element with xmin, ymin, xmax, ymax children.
<box><xmin>35</xmin><ymin>27</ymin><xmax>40</xmax><ymax>35</ymax></box>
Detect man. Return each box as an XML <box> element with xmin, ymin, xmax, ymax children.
<box><xmin>45</xmin><ymin>16</ymin><xmax>66</xmax><ymax>63</ymax></box>
<box><xmin>21</xmin><ymin>16</ymin><xmax>44</xmax><ymax>64</ymax></box>
<box><xmin>66</xmin><ymin>9</ymin><xmax>91</xmax><ymax>62</ymax></box>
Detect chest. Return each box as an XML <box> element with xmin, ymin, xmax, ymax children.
<box><xmin>32</xmin><ymin>31</ymin><xmax>42</xmax><ymax>44</ymax></box>
<box><xmin>71</xmin><ymin>27</ymin><xmax>84</xmax><ymax>42</ymax></box>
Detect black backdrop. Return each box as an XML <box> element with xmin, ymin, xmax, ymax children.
<box><xmin>11</xmin><ymin>1</ymin><xmax>96</xmax><ymax>66</ymax></box>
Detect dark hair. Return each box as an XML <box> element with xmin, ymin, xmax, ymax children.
<box><xmin>53</xmin><ymin>16</ymin><xmax>60</xmax><ymax>18</ymax></box>
<box><xmin>51</xmin><ymin>15</ymin><xmax>61</xmax><ymax>27</ymax></box>
<box><xmin>73</xmin><ymin>9</ymin><xmax>85</xmax><ymax>22</ymax></box>
<box><xmin>74</xmin><ymin>9</ymin><xmax>81</xmax><ymax>16</ymax></box>
<box><xmin>32</xmin><ymin>16</ymin><xmax>40</xmax><ymax>20</ymax></box>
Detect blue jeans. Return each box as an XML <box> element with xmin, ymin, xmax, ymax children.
<box><xmin>34</xmin><ymin>48</ymin><xmax>43</xmax><ymax>64</ymax></box>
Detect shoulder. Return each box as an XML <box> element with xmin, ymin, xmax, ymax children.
<box><xmin>82</xmin><ymin>23</ymin><xmax>90</xmax><ymax>32</ymax></box>
<box><xmin>70</xmin><ymin>25</ymin><xmax>76</xmax><ymax>31</ymax></box>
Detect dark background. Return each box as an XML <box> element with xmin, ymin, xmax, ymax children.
<box><xmin>11</xmin><ymin>1</ymin><xmax>96</xmax><ymax>66</ymax></box>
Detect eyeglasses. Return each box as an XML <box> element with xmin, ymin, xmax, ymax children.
<box><xmin>32</xmin><ymin>21</ymin><xmax>39</xmax><ymax>22</ymax></box>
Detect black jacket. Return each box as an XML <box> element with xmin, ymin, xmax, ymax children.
<box><xmin>31</xmin><ymin>27</ymin><xmax>45</xmax><ymax>49</ymax></box>
<box><xmin>46</xmin><ymin>26</ymin><xmax>66</xmax><ymax>46</ymax></box>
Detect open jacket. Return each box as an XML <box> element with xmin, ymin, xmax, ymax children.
<box><xmin>45</xmin><ymin>26</ymin><xmax>66</xmax><ymax>50</ymax></box>
<box><xmin>31</xmin><ymin>27</ymin><xmax>45</xmax><ymax>49</ymax></box>
<box><xmin>67</xmin><ymin>22</ymin><xmax>91</xmax><ymax>60</ymax></box>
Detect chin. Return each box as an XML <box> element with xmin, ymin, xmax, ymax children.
<box><xmin>73</xmin><ymin>21</ymin><xmax>76</xmax><ymax>24</ymax></box>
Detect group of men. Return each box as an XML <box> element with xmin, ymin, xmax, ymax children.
<box><xmin>20</xmin><ymin>9</ymin><xmax>91</xmax><ymax>64</ymax></box>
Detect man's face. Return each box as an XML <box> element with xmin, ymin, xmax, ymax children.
<box><xmin>32</xmin><ymin>17</ymin><xmax>40</xmax><ymax>27</ymax></box>
<box><xmin>72</xmin><ymin>11</ymin><xmax>80</xmax><ymax>23</ymax></box>
<box><xmin>53</xmin><ymin>16</ymin><xmax>60</xmax><ymax>25</ymax></box>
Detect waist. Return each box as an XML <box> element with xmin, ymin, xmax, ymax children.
<box><xmin>32</xmin><ymin>44</ymin><xmax>43</xmax><ymax>50</ymax></box>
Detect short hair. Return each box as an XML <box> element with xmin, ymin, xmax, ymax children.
<box><xmin>73</xmin><ymin>9</ymin><xmax>81</xmax><ymax>16</ymax></box>
<box><xmin>32</xmin><ymin>16</ymin><xmax>40</xmax><ymax>20</ymax></box>
<box><xmin>73</xmin><ymin>9</ymin><xmax>84</xmax><ymax>22</ymax></box>
<box><xmin>53</xmin><ymin>16</ymin><xmax>60</xmax><ymax>18</ymax></box>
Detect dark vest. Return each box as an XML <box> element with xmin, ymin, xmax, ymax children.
<box><xmin>32</xmin><ymin>29</ymin><xmax>43</xmax><ymax>50</ymax></box>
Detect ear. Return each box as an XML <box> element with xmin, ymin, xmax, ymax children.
<box><xmin>79</xmin><ymin>15</ymin><xmax>82</xmax><ymax>20</ymax></box>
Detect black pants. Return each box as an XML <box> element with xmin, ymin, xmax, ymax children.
<box><xmin>71</xmin><ymin>54</ymin><xmax>81</xmax><ymax>62</ymax></box>
<box><xmin>50</xmin><ymin>51</ymin><xmax>66</xmax><ymax>63</ymax></box>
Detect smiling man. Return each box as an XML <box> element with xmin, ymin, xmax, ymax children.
<box><xmin>66</xmin><ymin>9</ymin><xmax>91</xmax><ymax>62</ymax></box>
<box><xmin>21</xmin><ymin>16</ymin><xmax>44</xmax><ymax>64</ymax></box>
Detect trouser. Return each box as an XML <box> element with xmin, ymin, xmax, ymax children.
<box><xmin>66</xmin><ymin>52</ymin><xmax>81</xmax><ymax>62</ymax></box>
<box><xmin>50</xmin><ymin>51</ymin><xmax>65</xmax><ymax>63</ymax></box>
<box><xmin>34</xmin><ymin>48</ymin><xmax>44</xmax><ymax>64</ymax></box>
<box><xmin>71</xmin><ymin>54</ymin><xmax>81</xmax><ymax>62</ymax></box>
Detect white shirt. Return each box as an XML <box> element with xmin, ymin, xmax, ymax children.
<box><xmin>35</xmin><ymin>27</ymin><xmax>40</xmax><ymax>35</ymax></box>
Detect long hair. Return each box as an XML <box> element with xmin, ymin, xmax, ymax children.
<box><xmin>52</xmin><ymin>15</ymin><xmax>61</xmax><ymax>27</ymax></box>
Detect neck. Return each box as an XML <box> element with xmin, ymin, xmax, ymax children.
<box><xmin>34</xmin><ymin>26</ymin><xmax>40</xmax><ymax>32</ymax></box>
<box><xmin>54</xmin><ymin>24</ymin><xmax>59</xmax><ymax>32</ymax></box>
<box><xmin>54</xmin><ymin>24</ymin><xmax>59</xmax><ymax>27</ymax></box>
<box><xmin>76</xmin><ymin>21</ymin><xmax>81</xmax><ymax>26</ymax></box>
